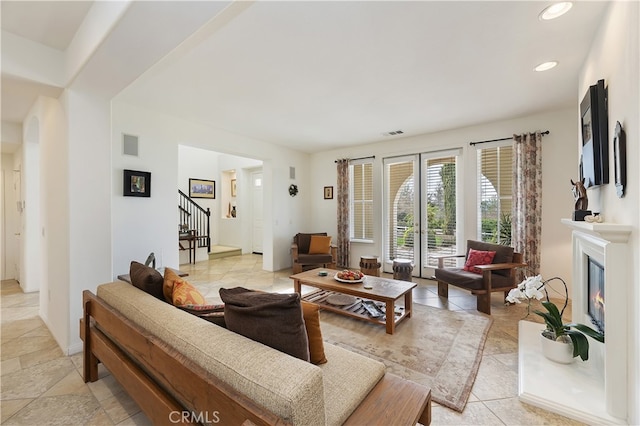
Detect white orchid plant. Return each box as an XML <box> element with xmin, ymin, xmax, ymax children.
<box><xmin>505</xmin><ymin>274</ymin><xmax>553</xmax><ymax>316</ymax></box>
<box><xmin>506</xmin><ymin>274</ymin><xmax>604</xmax><ymax>361</ymax></box>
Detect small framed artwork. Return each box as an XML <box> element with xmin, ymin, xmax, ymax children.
<box><xmin>231</xmin><ymin>179</ymin><xmax>237</xmax><ymax>197</ymax></box>
<box><xmin>324</xmin><ymin>186</ymin><xmax>333</xmax><ymax>199</ymax></box>
<box><xmin>123</xmin><ymin>169</ymin><xmax>151</xmax><ymax>197</ymax></box>
<box><xmin>189</xmin><ymin>178</ymin><xmax>215</xmax><ymax>199</ymax></box>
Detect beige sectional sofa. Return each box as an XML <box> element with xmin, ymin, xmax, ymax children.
<box><xmin>82</xmin><ymin>281</ymin><xmax>431</xmax><ymax>425</ymax></box>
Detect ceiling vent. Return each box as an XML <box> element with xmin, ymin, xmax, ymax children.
<box><xmin>382</xmin><ymin>130</ymin><xmax>404</xmax><ymax>137</ymax></box>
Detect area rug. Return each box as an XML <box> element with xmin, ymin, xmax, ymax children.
<box><xmin>319</xmin><ymin>303</ymin><xmax>492</xmax><ymax>412</ymax></box>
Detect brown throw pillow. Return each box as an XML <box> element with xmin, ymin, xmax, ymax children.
<box><xmin>129</xmin><ymin>261</ymin><xmax>165</xmax><ymax>302</ymax></box>
<box><xmin>301</xmin><ymin>301</ymin><xmax>327</xmax><ymax>365</ymax></box>
<box><xmin>308</xmin><ymin>235</ymin><xmax>331</xmax><ymax>254</ymax></box>
<box><xmin>220</xmin><ymin>287</ymin><xmax>310</xmax><ymax>362</ymax></box>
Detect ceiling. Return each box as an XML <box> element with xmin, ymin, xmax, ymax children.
<box><xmin>2</xmin><ymin>1</ymin><xmax>609</xmax><ymax>154</ymax></box>
<box><xmin>1</xmin><ymin>0</ymin><xmax>93</xmax><ymax>50</ymax></box>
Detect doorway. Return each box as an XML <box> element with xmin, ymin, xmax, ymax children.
<box><xmin>382</xmin><ymin>149</ymin><xmax>461</xmax><ymax>277</ymax></box>
<box><xmin>1</xmin><ymin>157</ymin><xmax>22</xmax><ymax>282</ymax></box>
<box><xmin>250</xmin><ymin>170</ymin><xmax>263</xmax><ymax>254</ymax></box>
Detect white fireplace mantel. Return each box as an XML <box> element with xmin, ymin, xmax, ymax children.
<box><xmin>560</xmin><ymin>218</ymin><xmax>632</xmax><ymax>243</ymax></box>
<box><xmin>519</xmin><ymin>218</ymin><xmax>631</xmax><ymax>424</ymax></box>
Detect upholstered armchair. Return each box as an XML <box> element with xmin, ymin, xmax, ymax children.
<box><xmin>433</xmin><ymin>240</ymin><xmax>526</xmax><ymax>315</ymax></box>
<box><xmin>291</xmin><ymin>233</ymin><xmax>337</xmax><ymax>274</ymax></box>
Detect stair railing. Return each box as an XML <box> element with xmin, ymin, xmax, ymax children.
<box><xmin>178</xmin><ymin>190</ymin><xmax>211</xmax><ymax>253</ymax></box>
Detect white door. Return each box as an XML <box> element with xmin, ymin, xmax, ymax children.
<box><xmin>383</xmin><ymin>151</ymin><xmax>461</xmax><ymax>278</ymax></box>
<box><xmin>383</xmin><ymin>155</ymin><xmax>420</xmax><ymax>274</ymax></box>
<box><xmin>4</xmin><ymin>167</ymin><xmax>22</xmax><ymax>282</ymax></box>
<box><xmin>251</xmin><ymin>171</ymin><xmax>263</xmax><ymax>254</ymax></box>
<box><xmin>15</xmin><ymin>168</ymin><xmax>21</xmax><ymax>283</ymax></box>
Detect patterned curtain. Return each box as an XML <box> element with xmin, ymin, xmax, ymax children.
<box><xmin>336</xmin><ymin>159</ymin><xmax>350</xmax><ymax>268</ymax></box>
<box><xmin>512</xmin><ymin>132</ymin><xmax>542</xmax><ymax>278</ymax></box>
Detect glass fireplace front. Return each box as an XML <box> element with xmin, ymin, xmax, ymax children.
<box><xmin>587</xmin><ymin>257</ymin><xmax>605</xmax><ymax>334</ymax></box>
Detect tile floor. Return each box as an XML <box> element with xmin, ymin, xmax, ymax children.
<box><xmin>1</xmin><ymin>254</ymin><xmax>583</xmax><ymax>425</ymax></box>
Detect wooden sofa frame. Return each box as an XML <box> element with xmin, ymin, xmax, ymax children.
<box><xmin>433</xmin><ymin>252</ymin><xmax>526</xmax><ymax>315</ymax></box>
<box><xmin>81</xmin><ymin>290</ymin><xmax>431</xmax><ymax>425</ymax></box>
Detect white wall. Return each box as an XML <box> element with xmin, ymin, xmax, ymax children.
<box><xmin>310</xmin><ymin>107</ymin><xmax>578</xmax><ymax>290</ymax></box>
<box><xmin>1</xmin><ymin>121</ymin><xmax>23</xmax><ymax>146</ymax></box>
<box><xmin>579</xmin><ymin>2</ymin><xmax>639</xmax><ymax>423</ymax></box>
<box><xmin>111</xmin><ymin>101</ymin><xmax>310</xmax><ymax>273</ymax></box>
<box><xmin>64</xmin><ymin>89</ymin><xmax>112</xmax><ymax>354</ymax></box>
<box><xmin>21</xmin><ymin>96</ymin><xmax>70</xmax><ymax>353</ymax></box>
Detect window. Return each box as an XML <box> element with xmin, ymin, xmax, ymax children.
<box><xmin>477</xmin><ymin>144</ymin><xmax>513</xmax><ymax>244</ymax></box>
<box><xmin>350</xmin><ymin>160</ymin><xmax>373</xmax><ymax>241</ymax></box>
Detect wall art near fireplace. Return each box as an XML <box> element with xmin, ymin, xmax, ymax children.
<box><xmin>580</xmin><ymin>79</ymin><xmax>609</xmax><ymax>188</ymax></box>
<box><xmin>613</xmin><ymin>121</ymin><xmax>626</xmax><ymax>198</ymax></box>
<box><xmin>123</xmin><ymin>169</ymin><xmax>151</xmax><ymax>197</ymax></box>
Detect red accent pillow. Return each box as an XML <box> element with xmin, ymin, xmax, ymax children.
<box><xmin>463</xmin><ymin>249</ymin><xmax>496</xmax><ymax>274</ymax></box>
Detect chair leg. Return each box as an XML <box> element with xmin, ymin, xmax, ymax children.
<box><xmin>437</xmin><ymin>281</ymin><xmax>448</xmax><ymax>298</ymax></box>
<box><xmin>477</xmin><ymin>293</ymin><xmax>491</xmax><ymax>315</ymax></box>
<box><xmin>293</xmin><ymin>263</ymin><xmax>302</xmax><ymax>274</ymax></box>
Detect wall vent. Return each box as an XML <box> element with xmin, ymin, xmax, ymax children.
<box><xmin>382</xmin><ymin>130</ymin><xmax>404</xmax><ymax>137</ymax></box>
<box><xmin>123</xmin><ymin>134</ymin><xmax>139</xmax><ymax>156</ymax></box>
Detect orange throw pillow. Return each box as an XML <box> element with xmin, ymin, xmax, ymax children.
<box><xmin>301</xmin><ymin>301</ymin><xmax>327</xmax><ymax>365</ymax></box>
<box><xmin>308</xmin><ymin>235</ymin><xmax>331</xmax><ymax>254</ymax></box>
<box><xmin>172</xmin><ymin>279</ymin><xmax>206</xmax><ymax>306</ymax></box>
<box><xmin>163</xmin><ymin>268</ymin><xmax>183</xmax><ymax>303</ymax></box>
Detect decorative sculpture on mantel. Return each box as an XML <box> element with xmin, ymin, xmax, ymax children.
<box><xmin>571</xmin><ymin>178</ymin><xmax>592</xmax><ymax>221</ymax></box>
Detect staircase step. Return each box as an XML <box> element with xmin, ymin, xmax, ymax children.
<box><xmin>208</xmin><ymin>246</ymin><xmax>242</xmax><ymax>260</ymax></box>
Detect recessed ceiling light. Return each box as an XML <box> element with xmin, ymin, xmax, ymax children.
<box><xmin>539</xmin><ymin>2</ymin><xmax>573</xmax><ymax>21</ymax></box>
<box><xmin>534</xmin><ymin>61</ymin><xmax>558</xmax><ymax>72</ymax></box>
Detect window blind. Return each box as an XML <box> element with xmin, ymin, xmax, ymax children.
<box><xmin>477</xmin><ymin>144</ymin><xmax>513</xmax><ymax>244</ymax></box>
<box><xmin>350</xmin><ymin>160</ymin><xmax>373</xmax><ymax>241</ymax></box>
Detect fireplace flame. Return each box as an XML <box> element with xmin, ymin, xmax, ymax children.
<box><xmin>593</xmin><ymin>290</ymin><xmax>605</xmax><ymax>311</ymax></box>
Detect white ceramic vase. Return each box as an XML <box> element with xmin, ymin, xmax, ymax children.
<box><xmin>540</xmin><ymin>333</ymin><xmax>574</xmax><ymax>364</ymax></box>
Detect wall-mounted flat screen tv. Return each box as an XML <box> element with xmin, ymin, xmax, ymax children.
<box><xmin>580</xmin><ymin>79</ymin><xmax>608</xmax><ymax>187</ymax></box>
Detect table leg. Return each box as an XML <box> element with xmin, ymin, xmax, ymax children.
<box><xmin>385</xmin><ymin>300</ymin><xmax>395</xmax><ymax>334</ymax></box>
<box><xmin>405</xmin><ymin>290</ymin><xmax>413</xmax><ymax>318</ymax></box>
<box><xmin>293</xmin><ymin>279</ymin><xmax>301</xmax><ymax>295</ymax></box>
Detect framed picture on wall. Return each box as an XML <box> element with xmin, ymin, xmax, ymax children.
<box><xmin>123</xmin><ymin>169</ymin><xmax>151</xmax><ymax>197</ymax></box>
<box><xmin>324</xmin><ymin>186</ymin><xmax>333</xmax><ymax>199</ymax></box>
<box><xmin>189</xmin><ymin>178</ymin><xmax>215</xmax><ymax>199</ymax></box>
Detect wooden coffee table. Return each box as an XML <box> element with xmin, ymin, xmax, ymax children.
<box><xmin>290</xmin><ymin>268</ymin><xmax>416</xmax><ymax>334</ymax></box>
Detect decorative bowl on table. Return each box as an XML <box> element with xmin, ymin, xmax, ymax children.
<box><xmin>325</xmin><ymin>294</ymin><xmax>360</xmax><ymax>306</ymax></box>
<box><xmin>334</xmin><ymin>270</ymin><xmax>365</xmax><ymax>283</ymax></box>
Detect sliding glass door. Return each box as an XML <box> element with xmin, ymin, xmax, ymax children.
<box><xmin>383</xmin><ymin>150</ymin><xmax>461</xmax><ymax>277</ymax></box>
